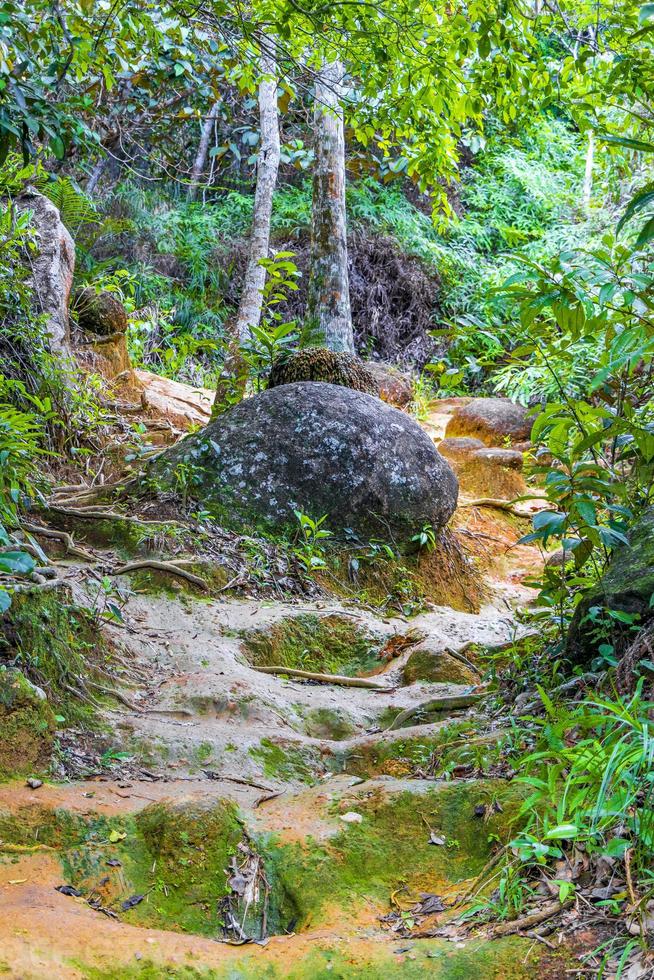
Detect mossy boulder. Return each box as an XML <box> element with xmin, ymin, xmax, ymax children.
<box><xmin>75</xmin><ymin>288</ymin><xmax>128</xmax><ymax>336</ymax></box>
<box><xmin>148</xmin><ymin>382</ymin><xmax>459</xmax><ymax>543</ymax></box>
<box><xmin>402</xmin><ymin>644</ymin><xmax>478</xmax><ymax>685</ymax></box>
<box><xmin>566</xmin><ymin>507</ymin><xmax>654</xmax><ymax>666</ymax></box>
<box><xmin>268</xmin><ymin>347</ymin><xmax>378</xmax><ymax>396</ymax></box>
<box><xmin>0</xmin><ymin>668</ymin><xmax>56</xmax><ymax>778</ymax></box>
<box><xmin>445</xmin><ymin>398</ymin><xmax>531</xmax><ymax>447</ymax></box>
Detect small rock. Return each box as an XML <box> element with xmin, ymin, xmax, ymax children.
<box><xmin>340</xmin><ymin>811</ymin><xmax>363</xmax><ymax>824</ymax></box>
<box><xmin>26</xmin><ymin>777</ymin><xmax>43</xmax><ymax>790</ymax></box>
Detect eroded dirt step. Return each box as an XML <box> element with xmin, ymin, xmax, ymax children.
<box><xmin>95</xmin><ymin>593</ymin><xmax>523</xmax><ymax>784</ymax></box>
<box><xmin>0</xmin><ymin>775</ymin><xmax>574</xmax><ymax>978</ymax></box>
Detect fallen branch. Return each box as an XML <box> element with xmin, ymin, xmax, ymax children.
<box><xmin>22</xmin><ymin>522</ymin><xmax>97</xmax><ymax>563</ymax></box>
<box><xmin>385</xmin><ymin>693</ymin><xmax>482</xmax><ymax>731</ymax></box>
<box><xmin>251</xmin><ymin>665</ymin><xmax>390</xmax><ymax>689</ymax></box>
<box><xmin>488</xmin><ymin>899</ymin><xmax>572</xmax><ymax>938</ymax></box>
<box><xmin>113</xmin><ymin>559</ymin><xmax>208</xmax><ymax>591</ymax></box>
<box><xmin>203</xmin><ymin>771</ymin><xmax>276</xmax><ymax>792</ymax></box>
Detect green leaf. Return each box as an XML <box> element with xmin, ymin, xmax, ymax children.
<box><xmin>616</xmin><ymin>183</ymin><xmax>654</xmax><ymax>233</ymax></box>
<box><xmin>636</xmin><ymin>215</ymin><xmax>654</xmax><ymax>248</ymax></box>
<box><xmin>601</xmin><ymin>134</ymin><xmax>654</xmax><ymax>154</ymax></box>
<box><xmin>0</xmin><ymin>588</ymin><xmax>10</xmax><ymax>613</ymax></box>
<box><xmin>0</xmin><ymin>551</ymin><xmax>35</xmax><ymax>575</ymax></box>
<box><xmin>544</xmin><ymin>823</ymin><xmax>579</xmax><ymax>840</ymax></box>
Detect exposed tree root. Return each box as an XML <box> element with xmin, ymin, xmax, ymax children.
<box><xmin>458</xmin><ymin>497</ymin><xmax>536</xmax><ymax>518</ymax></box>
<box><xmin>251</xmin><ymin>665</ymin><xmax>390</xmax><ymax>689</ymax></box>
<box><xmin>88</xmin><ymin>680</ymin><xmax>142</xmax><ymax>711</ymax></box>
<box><xmin>385</xmin><ymin>692</ymin><xmax>482</xmax><ymax>731</ymax></box>
<box><xmin>113</xmin><ymin>559</ymin><xmax>209</xmax><ymax>591</ymax></box>
<box><xmin>21</xmin><ymin>522</ymin><xmax>97</xmax><ymax>562</ymax></box>
<box><xmin>514</xmin><ymin>671</ymin><xmax>599</xmax><ymax>715</ymax></box>
<box><xmin>616</xmin><ymin>621</ymin><xmax>654</xmax><ymax>695</ymax></box>
<box><xmin>443</xmin><ymin>645</ymin><xmax>483</xmax><ymax>678</ymax></box>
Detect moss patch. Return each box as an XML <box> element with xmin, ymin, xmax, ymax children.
<box><xmin>261</xmin><ymin>780</ymin><xmax>526</xmax><ymax>929</ymax></box>
<box><xmin>319</xmin><ymin>532</ymin><xmax>485</xmax><ymax>616</ymax></box>
<box><xmin>300</xmin><ymin>706</ymin><xmax>357</xmax><ymax>740</ymax></box>
<box><xmin>403</xmin><ymin>647</ymin><xmax>478</xmax><ymax>686</ymax></box>
<box><xmin>0</xmin><ymin>586</ymin><xmax>116</xmax><ymax>727</ymax></box>
<box><xmin>249</xmin><ymin>738</ymin><xmax>322</xmax><ymax>784</ymax></box>
<box><xmin>40</xmin><ymin>508</ymin><xmax>187</xmax><ymax>558</ymax></box>
<box><xmin>241</xmin><ymin>614</ymin><xmax>381</xmax><ymax>677</ymax></box>
<box><xmin>334</xmin><ymin>721</ymin><xmax>475</xmax><ymax>779</ymax></box>
<box><xmin>0</xmin><ymin>668</ymin><xmax>56</xmax><ymax>778</ymax></box>
<box><xmin>77</xmin><ymin>936</ymin><xmax>568</xmax><ymax>979</ymax></box>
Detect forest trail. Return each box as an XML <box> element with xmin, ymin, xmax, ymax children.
<box><xmin>0</xmin><ymin>390</ymin><xmax>564</xmax><ymax>979</ymax></box>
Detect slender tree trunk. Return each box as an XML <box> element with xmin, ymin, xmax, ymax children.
<box><xmin>187</xmin><ymin>101</ymin><xmax>221</xmax><ymax>203</ymax></box>
<box><xmin>232</xmin><ymin>39</ymin><xmax>280</xmax><ymax>342</ymax></box>
<box><xmin>307</xmin><ymin>59</ymin><xmax>354</xmax><ymax>353</ymax></box>
<box><xmin>212</xmin><ymin>34</ymin><xmax>280</xmax><ymax>414</ymax></box>
<box><xmin>582</xmin><ymin>130</ymin><xmax>594</xmax><ymax>209</ymax></box>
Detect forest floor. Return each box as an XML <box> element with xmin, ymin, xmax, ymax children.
<box><xmin>0</xmin><ymin>387</ymin><xmax>589</xmax><ymax>979</ymax></box>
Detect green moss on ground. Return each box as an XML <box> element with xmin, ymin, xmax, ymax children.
<box><xmin>261</xmin><ymin>780</ymin><xmax>527</xmax><ymax>929</ymax></box>
<box><xmin>241</xmin><ymin>614</ymin><xmax>380</xmax><ymax>677</ymax></box>
<box><xmin>0</xmin><ymin>669</ymin><xmax>56</xmax><ymax>778</ymax></box>
<box><xmin>0</xmin><ymin>803</ymin><xmax>122</xmax><ymax>851</ymax></box>
<box><xmin>0</xmin><ymin>587</ymin><xmax>112</xmax><ymax>727</ymax></box>
<box><xmin>128</xmin><ymin>561</ymin><xmax>229</xmax><ymax>597</ymax></box>
<box><xmin>40</xmin><ymin>508</ymin><xmax>187</xmax><ymax>557</ymax></box>
<box><xmin>77</xmin><ymin>936</ymin><xmax>568</xmax><ymax>979</ymax></box>
<box><xmin>249</xmin><ymin>738</ymin><xmax>322</xmax><ymax>784</ymax></box>
<box><xmin>300</xmin><ymin>706</ymin><xmax>356</xmax><ymax>740</ymax></box>
<box><xmin>333</xmin><ymin>722</ymin><xmax>475</xmax><ymax>778</ymax></box>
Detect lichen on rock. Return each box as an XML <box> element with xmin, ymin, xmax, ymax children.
<box><xmin>148</xmin><ymin>382</ymin><xmax>459</xmax><ymax>544</ymax></box>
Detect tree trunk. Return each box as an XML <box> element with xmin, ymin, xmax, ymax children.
<box><xmin>232</xmin><ymin>38</ymin><xmax>280</xmax><ymax>342</ymax></box>
<box><xmin>307</xmin><ymin>59</ymin><xmax>354</xmax><ymax>353</ymax></box>
<box><xmin>187</xmin><ymin>101</ymin><xmax>221</xmax><ymax>203</ymax></box>
<box><xmin>212</xmin><ymin>35</ymin><xmax>280</xmax><ymax>414</ymax></box>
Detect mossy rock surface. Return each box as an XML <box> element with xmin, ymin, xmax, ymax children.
<box><xmin>301</xmin><ymin>706</ymin><xmax>357</xmax><ymax>740</ymax></box>
<box><xmin>335</xmin><ymin>721</ymin><xmax>474</xmax><ymax>778</ymax></box>
<box><xmin>566</xmin><ymin>507</ymin><xmax>654</xmax><ymax>665</ymax></box>
<box><xmin>0</xmin><ymin>669</ymin><xmax>55</xmax><ymax>778</ymax></box>
<box><xmin>0</xmin><ymin>586</ymin><xmax>109</xmax><ymax>725</ymax></box>
<box><xmin>241</xmin><ymin>613</ymin><xmax>381</xmax><ymax>677</ymax></box>
<box><xmin>249</xmin><ymin>737</ymin><xmax>322</xmax><ymax>784</ymax></box>
<box><xmin>403</xmin><ymin>645</ymin><xmax>478</xmax><ymax>685</ymax></box>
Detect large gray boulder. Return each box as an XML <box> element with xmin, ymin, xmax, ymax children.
<box><xmin>151</xmin><ymin>382</ymin><xmax>458</xmax><ymax>543</ymax></box>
